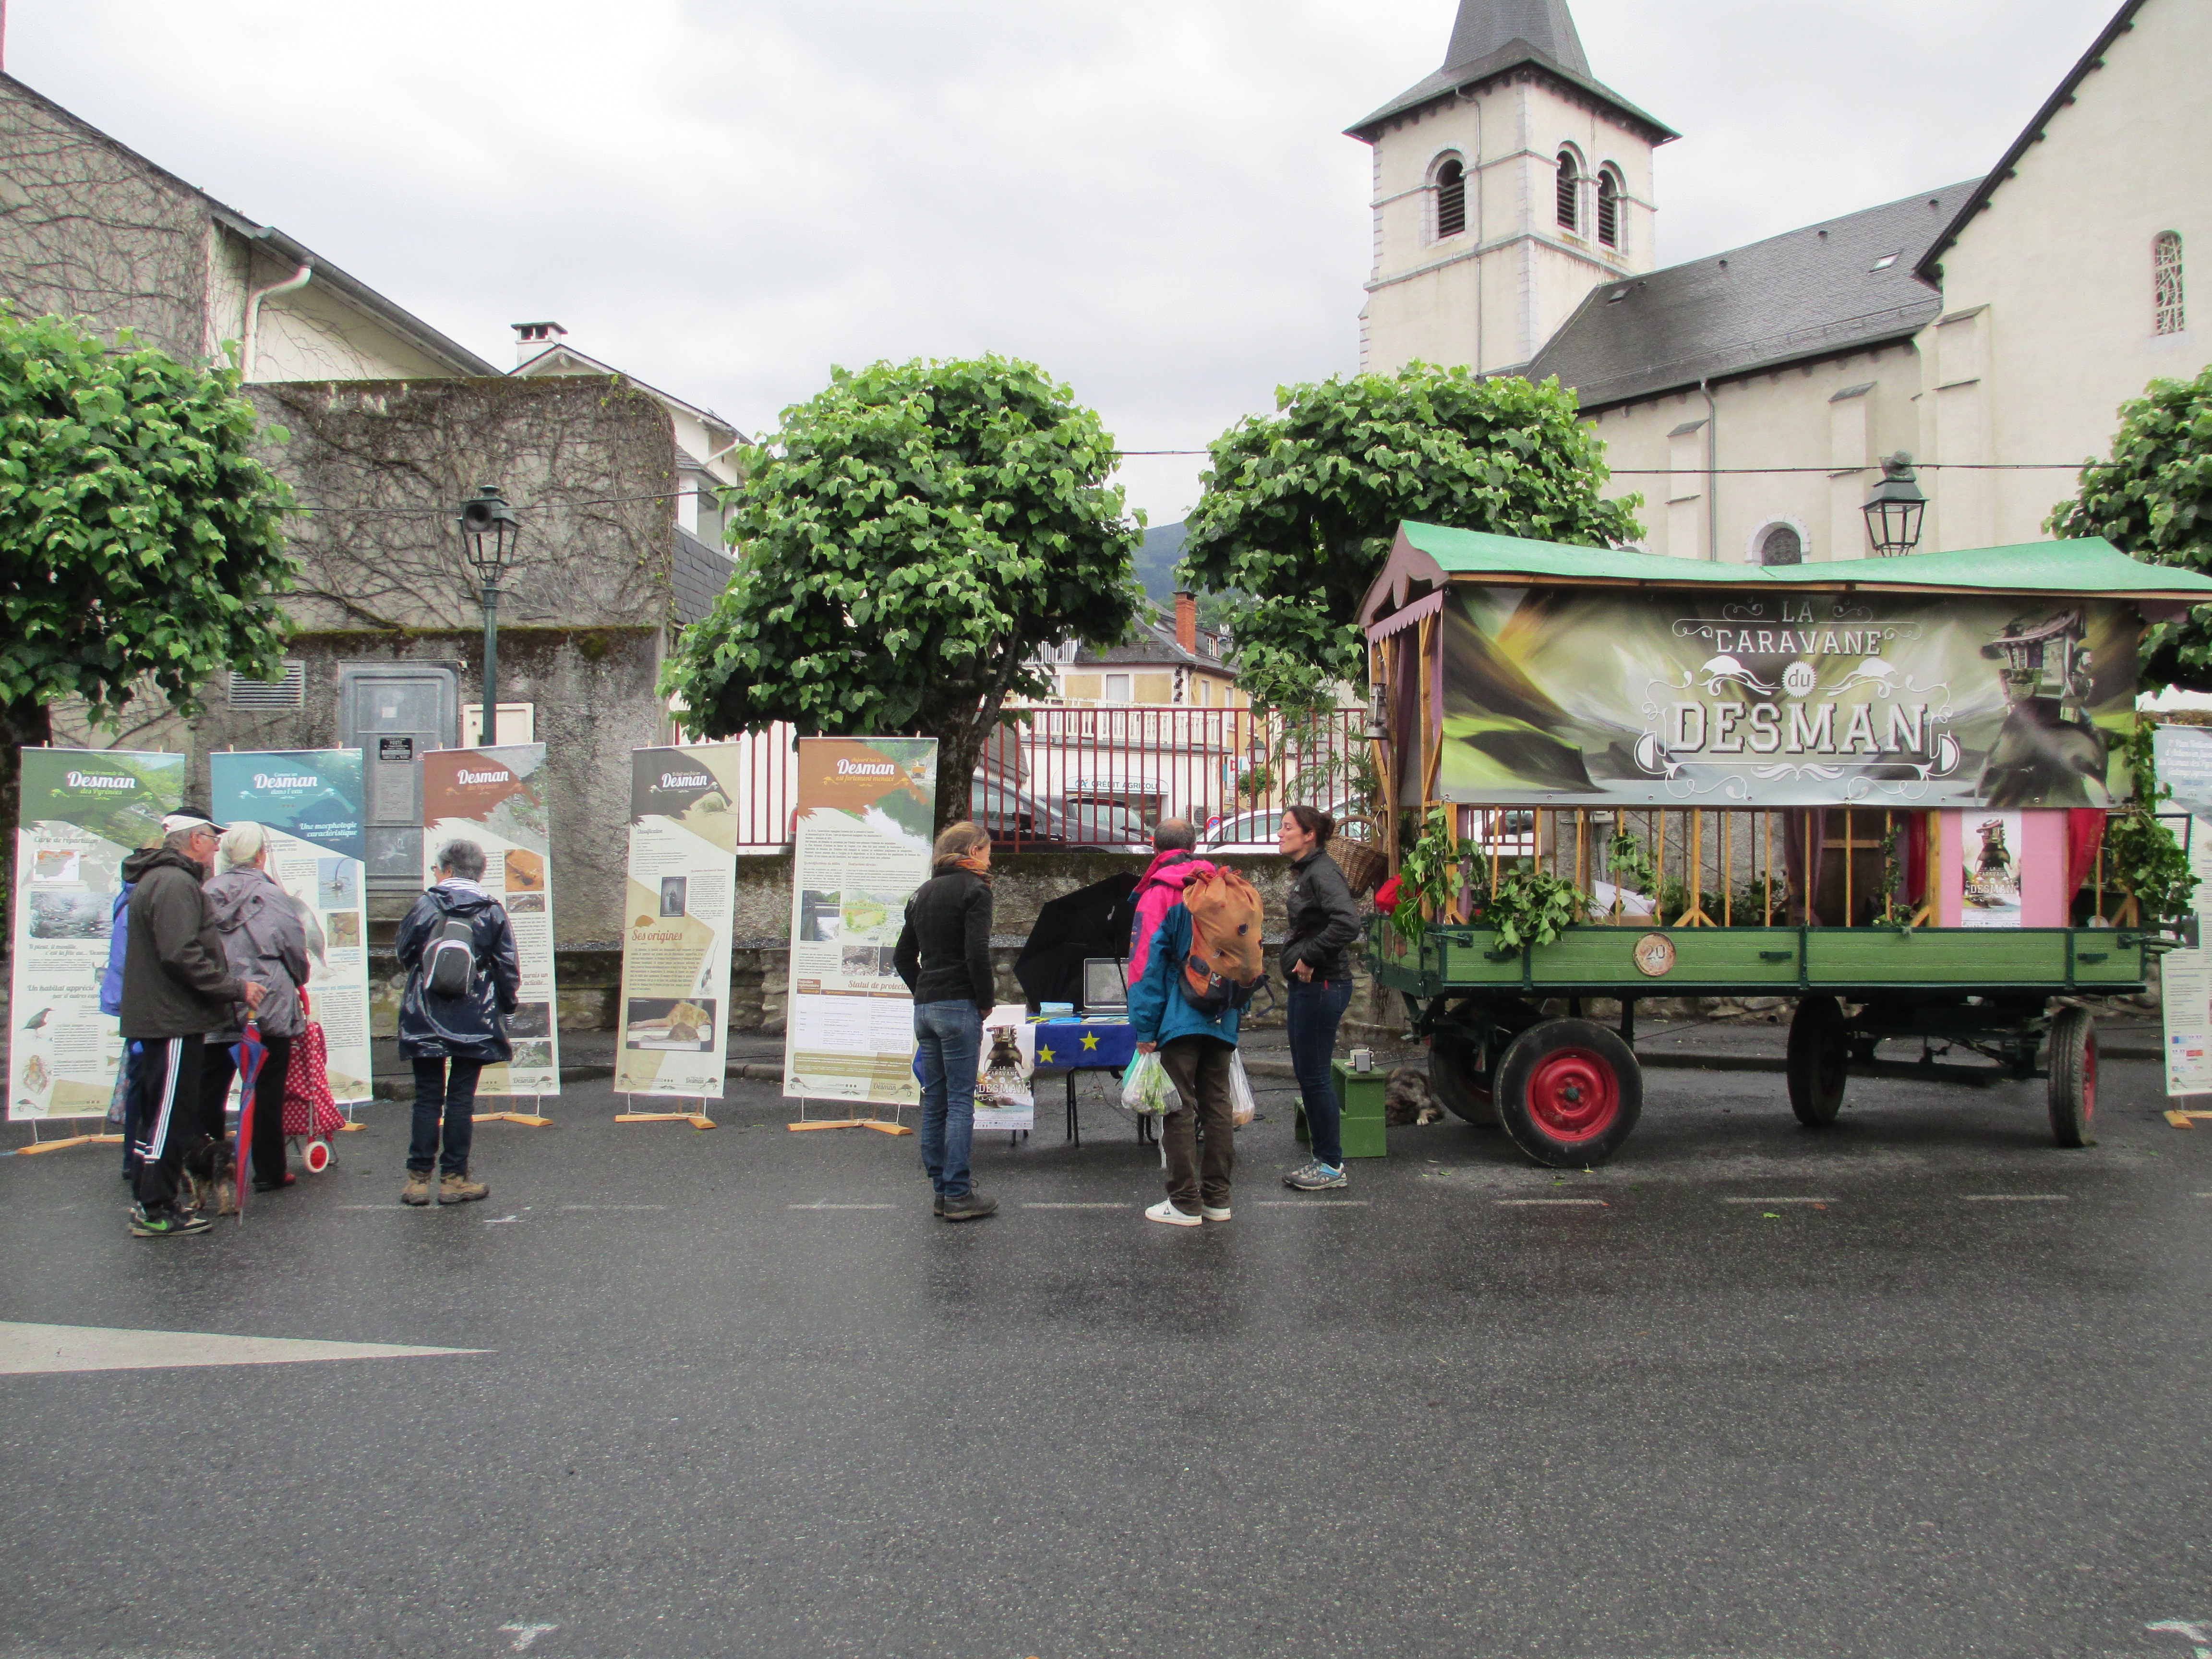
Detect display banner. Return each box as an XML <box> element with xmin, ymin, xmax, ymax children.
<box><xmin>2153</xmin><ymin>726</ymin><xmax>2212</xmax><ymax>1097</ymax></box>
<box><xmin>9</xmin><ymin>749</ymin><xmax>184</xmax><ymax>1120</ymax></box>
<box><xmin>1434</xmin><ymin>588</ymin><xmax>2140</xmax><ymax>808</ymax></box>
<box><xmin>208</xmin><ymin>750</ymin><xmax>374</xmax><ymax>1103</ymax></box>
<box><xmin>782</xmin><ymin>737</ymin><xmax>938</xmax><ymax>1106</ymax></box>
<box><xmin>614</xmin><ymin>745</ymin><xmax>745</xmax><ymax>1097</ymax></box>
<box><xmin>421</xmin><ymin>745</ymin><xmax>559</xmax><ymax>1096</ymax></box>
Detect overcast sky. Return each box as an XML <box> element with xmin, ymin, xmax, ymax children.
<box><xmin>16</xmin><ymin>0</ymin><xmax>2115</xmax><ymax>525</ymax></box>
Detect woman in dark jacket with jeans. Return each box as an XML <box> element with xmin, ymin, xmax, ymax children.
<box><xmin>394</xmin><ymin>839</ymin><xmax>521</xmax><ymax>1208</ymax></box>
<box><xmin>1277</xmin><ymin>804</ymin><xmax>1364</xmax><ymax>1191</ymax></box>
<box><xmin>893</xmin><ymin>822</ymin><xmax>997</xmax><ymax>1221</ymax></box>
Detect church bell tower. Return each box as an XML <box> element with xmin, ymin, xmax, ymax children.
<box><xmin>1347</xmin><ymin>0</ymin><xmax>1676</xmax><ymax>375</ymax></box>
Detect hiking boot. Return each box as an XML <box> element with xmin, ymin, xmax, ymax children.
<box><xmin>1283</xmin><ymin>1159</ymin><xmax>1349</xmax><ymax>1191</ymax></box>
<box><xmin>1202</xmin><ymin>1202</ymin><xmax>1233</xmax><ymax>1222</ymax></box>
<box><xmin>400</xmin><ymin>1169</ymin><xmax>433</xmax><ymax>1206</ymax></box>
<box><xmin>438</xmin><ymin>1171</ymin><xmax>489</xmax><ymax>1205</ymax></box>
<box><xmin>129</xmin><ymin>1205</ymin><xmax>211</xmax><ymax>1238</ymax></box>
<box><xmin>940</xmin><ymin>1190</ymin><xmax>998</xmax><ymax>1222</ymax></box>
<box><xmin>933</xmin><ymin>1193</ymin><xmax>945</xmax><ymax>1215</ymax></box>
<box><xmin>1145</xmin><ymin>1199</ymin><xmax>1202</xmax><ymax>1227</ymax></box>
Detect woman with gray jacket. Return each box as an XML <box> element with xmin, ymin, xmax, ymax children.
<box><xmin>203</xmin><ymin>823</ymin><xmax>313</xmax><ymax>1194</ymax></box>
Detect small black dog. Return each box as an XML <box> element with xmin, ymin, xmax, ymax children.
<box><xmin>1384</xmin><ymin>1067</ymin><xmax>1443</xmax><ymax>1126</ymax></box>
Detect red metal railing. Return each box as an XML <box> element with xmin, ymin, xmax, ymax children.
<box><xmin>702</xmin><ymin>706</ymin><xmax>1373</xmax><ymax>854</ymax></box>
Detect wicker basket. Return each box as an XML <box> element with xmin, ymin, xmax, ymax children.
<box><xmin>1335</xmin><ymin>837</ymin><xmax>1387</xmax><ymax>899</ymax></box>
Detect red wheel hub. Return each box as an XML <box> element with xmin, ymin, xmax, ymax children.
<box><xmin>1525</xmin><ymin>1047</ymin><xmax>1622</xmax><ymax>1143</ymax></box>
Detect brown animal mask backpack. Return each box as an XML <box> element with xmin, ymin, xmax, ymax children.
<box><xmin>1178</xmin><ymin>866</ymin><xmax>1265</xmax><ymax>1015</ymax></box>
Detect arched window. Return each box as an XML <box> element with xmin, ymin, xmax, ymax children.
<box><xmin>1758</xmin><ymin>524</ymin><xmax>1803</xmax><ymax>566</ymax></box>
<box><xmin>1555</xmin><ymin>151</ymin><xmax>1579</xmax><ymax>232</ymax></box>
<box><xmin>1597</xmin><ymin>168</ymin><xmax>1622</xmax><ymax>250</ymax></box>
<box><xmin>1433</xmin><ymin>155</ymin><xmax>1467</xmax><ymax>240</ymax></box>
<box><xmin>2155</xmin><ymin>231</ymin><xmax>2186</xmax><ymax>336</ymax></box>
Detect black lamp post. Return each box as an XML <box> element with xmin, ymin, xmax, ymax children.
<box><xmin>457</xmin><ymin>484</ymin><xmax>520</xmax><ymax>744</ymax></box>
<box><xmin>1862</xmin><ymin>452</ymin><xmax>1927</xmax><ymax>557</ymax></box>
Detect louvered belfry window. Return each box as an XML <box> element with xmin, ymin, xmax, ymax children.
<box><xmin>227</xmin><ymin>661</ymin><xmax>306</xmax><ymax>709</ymax></box>
<box><xmin>1597</xmin><ymin>170</ymin><xmax>1620</xmax><ymax>249</ymax></box>
<box><xmin>2154</xmin><ymin>232</ymin><xmax>2185</xmax><ymax>336</ymax></box>
<box><xmin>1555</xmin><ymin>152</ymin><xmax>1579</xmax><ymax>232</ymax></box>
<box><xmin>1435</xmin><ymin>157</ymin><xmax>1467</xmax><ymax>240</ymax></box>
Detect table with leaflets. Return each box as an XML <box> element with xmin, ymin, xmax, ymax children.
<box><xmin>1028</xmin><ymin>1015</ymin><xmax>1147</xmax><ymax>1143</ymax></box>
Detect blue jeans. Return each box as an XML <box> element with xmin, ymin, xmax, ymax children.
<box><xmin>409</xmin><ymin>1057</ymin><xmax>483</xmax><ymax>1176</ymax></box>
<box><xmin>1287</xmin><ymin>976</ymin><xmax>1353</xmax><ymax>1168</ymax></box>
<box><xmin>914</xmin><ymin>1001</ymin><xmax>983</xmax><ymax>1198</ymax></box>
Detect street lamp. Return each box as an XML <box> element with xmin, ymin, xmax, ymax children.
<box><xmin>1861</xmin><ymin>452</ymin><xmax>1927</xmax><ymax>557</ymax></box>
<box><xmin>457</xmin><ymin>483</ymin><xmax>520</xmax><ymax>745</ymax></box>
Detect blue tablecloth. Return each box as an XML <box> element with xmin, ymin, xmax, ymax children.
<box><xmin>1029</xmin><ymin>1016</ymin><xmax>1136</xmax><ymax>1074</ymax></box>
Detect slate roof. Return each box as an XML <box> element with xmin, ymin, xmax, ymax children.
<box><xmin>1073</xmin><ymin>614</ymin><xmax>1229</xmax><ymax>672</ymax></box>
<box><xmin>1524</xmin><ymin>181</ymin><xmax>1981</xmax><ymax>410</ymax></box>
<box><xmin>671</xmin><ymin>526</ymin><xmax>734</xmax><ymax>625</ymax></box>
<box><xmin>1346</xmin><ymin>0</ymin><xmax>1674</xmax><ymax>142</ymax></box>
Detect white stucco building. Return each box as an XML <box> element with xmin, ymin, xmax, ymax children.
<box><xmin>1355</xmin><ymin>0</ymin><xmax>2207</xmax><ymax>561</ymax></box>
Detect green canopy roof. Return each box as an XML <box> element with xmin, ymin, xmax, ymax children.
<box><xmin>1361</xmin><ymin>522</ymin><xmax>2212</xmax><ymax>630</ymax></box>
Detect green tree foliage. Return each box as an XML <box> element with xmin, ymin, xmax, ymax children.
<box><xmin>1178</xmin><ymin>366</ymin><xmax>1642</xmax><ymax>707</ymax></box>
<box><xmin>2048</xmin><ymin>365</ymin><xmax>2212</xmax><ymax>689</ymax></box>
<box><xmin>661</xmin><ymin>356</ymin><xmax>1142</xmax><ymax>827</ymax></box>
<box><xmin>0</xmin><ymin>309</ymin><xmax>296</xmax><ymax>874</ymax></box>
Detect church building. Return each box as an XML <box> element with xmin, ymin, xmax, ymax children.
<box><xmin>1351</xmin><ymin>0</ymin><xmax>2207</xmax><ymax>562</ymax></box>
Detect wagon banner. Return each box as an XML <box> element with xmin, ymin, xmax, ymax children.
<box><xmin>9</xmin><ymin>749</ymin><xmax>184</xmax><ymax>1120</ymax></box>
<box><xmin>422</xmin><ymin>745</ymin><xmax>559</xmax><ymax>1097</ymax></box>
<box><xmin>614</xmin><ymin>745</ymin><xmax>745</xmax><ymax>1098</ymax></box>
<box><xmin>782</xmin><ymin>737</ymin><xmax>938</xmax><ymax>1106</ymax></box>
<box><xmin>208</xmin><ymin>750</ymin><xmax>373</xmax><ymax>1103</ymax></box>
<box><xmin>1433</xmin><ymin>587</ymin><xmax>2140</xmax><ymax>809</ymax></box>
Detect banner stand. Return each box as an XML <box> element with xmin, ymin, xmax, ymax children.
<box><xmin>13</xmin><ymin>1120</ymin><xmax>124</xmax><ymax>1157</ymax></box>
<box><xmin>615</xmin><ymin>1093</ymin><xmax>715</xmax><ymax>1130</ymax></box>
<box><xmin>472</xmin><ymin>1094</ymin><xmax>553</xmax><ymax>1129</ymax></box>
<box><xmin>786</xmin><ymin>1098</ymin><xmax>913</xmax><ymax>1136</ymax></box>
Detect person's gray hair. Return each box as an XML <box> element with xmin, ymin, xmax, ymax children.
<box><xmin>436</xmin><ymin>840</ymin><xmax>487</xmax><ymax>880</ymax></box>
<box><xmin>1152</xmin><ymin>817</ymin><xmax>1196</xmax><ymax>852</ymax></box>
<box><xmin>217</xmin><ymin>822</ymin><xmax>268</xmax><ymax>872</ymax></box>
<box><xmin>163</xmin><ymin>826</ymin><xmax>203</xmax><ymax>852</ymax></box>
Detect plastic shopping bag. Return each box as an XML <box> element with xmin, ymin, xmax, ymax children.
<box><xmin>1120</xmin><ymin>1051</ymin><xmax>1177</xmax><ymax>1117</ymax></box>
<box><xmin>1227</xmin><ymin>1051</ymin><xmax>1257</xmax><ymax>1129</ymax></box>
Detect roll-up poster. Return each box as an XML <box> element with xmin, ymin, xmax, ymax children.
<box><xmin>783</xmin><ymin>738</ymin><xmax>937</xmax><ymax>1106</ymax></box>
<box><xmin>615</xmin><ymin>745</ymin><xmax>744</xmax><ymax>1097</ymax></box>
<box><xmin>9</xmin><ymin>749</ymin><xmax>184</xmax><ymax>1120</ymax></box>
<box><xmin>208</xmin><ymin>750</ymin><xmax>374</xmax><ymax>1103</ymax></box>
<box><xmin>2154</xmin><ymin>725</ymin><xmax>2212</xmax><ymax>1097</ymax></box>
<box><xmin>421</xmin><ymin>745</ymin><xmax>559</xmax><ymax>1096</ymax></box>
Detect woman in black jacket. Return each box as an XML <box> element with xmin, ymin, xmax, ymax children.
<box><xmin>394</xmin><ymin>839</ymin><xmax>521</xmax><ymax>1208</ymax></box>
<box><xmin>1277</xmin><ymin>804</ymin><xmax>1364</xmax><ymax>1191</ymax></box>
<box><xmin>893</xmin><ymin>822</ymin><xmax>998</xmax><ymax>1221</ymax></box>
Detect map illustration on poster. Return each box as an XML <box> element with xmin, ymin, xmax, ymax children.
<box><xmin>615</xmin><ymin>745</ymin><xmax>745</xmax><ymax>1098</ymax></box>
<box><xmin>9</xmin><ymin>749</ymin><xmax>184</xmax><ymax>1120</ymax></box>
<box><xmin>782</xmin><ymin>738</ymin><xmax>937</xmax><ymax>1106</ymax></box>
<box><xmin>208</xmin><ymin>750</ymin><xmax>374</xmax><ymax>1102</ymax></box>
<box><xmin>422</xmin><ymin>745</ymin><xmax>560</xmax><ymax>1097</ymax></box>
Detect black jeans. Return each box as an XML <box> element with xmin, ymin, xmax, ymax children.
<box><xmin>131</xmin><ymin>1034</ymin><xmax>217</xmax><ymax>1214</ymax></box>
<box><xmin>199</xmin><ymin>1032</ymin><xmax>293</xmax><ymax>1187</ymax></box>
<box><xmin>1287</xmin><ymin>976</ymin><xmax>1353</xmax><ymax>1168</ymax></box>
<box><xmin>409</xmin><ymin>1057</ymin><xmax>484</xmax><ymax>1176</ymax></box>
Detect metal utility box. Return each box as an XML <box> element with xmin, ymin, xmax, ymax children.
<box><xmin>337</xmin><ymin>665</ymin><xmax>458</xmax><ymax>888</ymax></box>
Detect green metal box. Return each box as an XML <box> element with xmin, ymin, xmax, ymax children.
<box><xmin>1294</xmin><ymin>1059</ymin><xmax>1389</xmax><ymax>1160</ymax></box>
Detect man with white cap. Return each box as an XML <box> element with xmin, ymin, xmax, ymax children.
<box><xmin>119</xmin><ymin>812</ymin><xmax>264</xmax><ymax>1237</ymax></box>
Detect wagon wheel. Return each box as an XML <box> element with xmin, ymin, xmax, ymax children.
<box><xmin>1786</xmin><ymin>994</ymin><xmax>1850</xmax><ymax>1127</ymax></box>
<box><xmin>1494</xmin><ymin>1019</ymin><xmax>1642</xmax><ymax>1167</ymax></box>
<box><xmin>2047</xmin><ymin>1005</ymin><xmax>2097</xmax><ymax>1148</ymax></box>
<box><xmin>1429</xmin><ymin>1029</ymin><xmax>1498</xmax><ymax>1127</ymax></box>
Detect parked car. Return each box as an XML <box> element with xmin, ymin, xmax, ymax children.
<box><xmin>1202</xmin><ymin>800</ymin><xmax>1374</xmax><ymax>852</ymax></box>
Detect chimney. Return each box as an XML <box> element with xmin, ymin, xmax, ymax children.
<box><xmin>512</xmin><ymin>321</ymin><xmax>568</xmax><ymax>368</ymax></box>
<box><xmin>1174</xmin><ymin>591</ymin><xmax>1197</xmax><ymax>654</ymax></box>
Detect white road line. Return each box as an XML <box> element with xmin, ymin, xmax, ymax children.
<box><xmin>558</xmin><ymin>1204</ymin><xmax>668</xmax><ymax>1211</ymax></box>
<box><xmin>0</xmin><ymin>1321</ymin><xmax>481</xmax><ymax>1374</ymax></box>
<box><xmin>1022</xmin><ymin>1202</ymin><xmax>1129</xmax><ymax>1209</ymax></box>
<box><xmin>1720</xmin><ymin>1196</ymin><xmax>1838</xmax><ymax>1204</ymax></box>
<box><xmin>1961</xmin><ymin>1193</ymin><xmax>2069</xmax><ymax>1202</ymax></box>
<box><xmin>337</xmin><ymin>1204</ymin><xmax>393</xmax><ymax>1211</ymax></box>
<box><xmin>1250</xmin><ymin>1199</ymin><xmax>1370</xmax><ymax>1207</ymax></box>
<box><xmin>1497</xmin><ymin>1198</ymin><xmax>1609</xmax><ymax>1206</ymax></box>
<box><xmin>786</xmin><ymin>1203</ymin><xmax>896</xmax><ymax>1211</ymax></box>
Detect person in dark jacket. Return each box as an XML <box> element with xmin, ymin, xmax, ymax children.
<box><xmin>120</xmin><ymin>814</ymin><xmax>265</xmax><ymax>1238</ymax></box>
<box><xmin>394</xmin><ymin>840</ymin><xmax>520</xmax><ymax>1207</ymax></box>
<box><xmin>1277</xmin><ymin>804</ymin><xmax>1363</xmax><ymax>1192</ymax></box>
<box><xmin>892</xmin><ymin>822</ymin><xmax>998</xmax><ymax>1221</ymax></box>
<box><xmin>203</xmin><ymin>824</ymin><xmax>313</xmax><ymax>1197</ymax></box>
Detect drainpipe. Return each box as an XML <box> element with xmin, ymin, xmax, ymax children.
<box><xmin>240</xmin><ymin>263</ymin><xmax>312</xmax><ymax>381</ymax></box>
<box><xmin>1700</xmin><ymin>377</ymin><xmax>1719</xmax><ymax>560</ymax></box>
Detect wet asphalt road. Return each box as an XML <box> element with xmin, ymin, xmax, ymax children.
<box><xmin>2</xmin><ymin>1054</ymin><xmax>2209</xmax><ymax>1659</ymax></box>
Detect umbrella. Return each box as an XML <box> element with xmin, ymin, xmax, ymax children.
<box><xmin>228</xmin><ymin>1020</ymin><xmax>267</xmax><ymax>1222</ymax></box>
<box><xmin>1015</xmin><ymin>872</ymin><xmax>1139</xmax><ymax>1010</ymax></box>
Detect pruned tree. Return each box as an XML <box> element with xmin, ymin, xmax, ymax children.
<box><xmin>0</xmin><ymin>308</ymin><xmax>296</xmax><ymax>866</ymax></box>
<box><xmin>1179</xmin><ymin>365</ymin><xmax>1642</xmax><ymax>708</ymax></box>
<box><xmin>2048</xmin><ymin>364</ymin><xmax>2212</xmax><ymax>690</ymax></box>
<box><xmin>660</xmin><ymin>355</ymin><xmax>1142</xmax><ymax>828</ymax></box>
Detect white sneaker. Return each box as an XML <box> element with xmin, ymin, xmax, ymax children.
<box><xmin>1202</xmin><ymin>1203</ymin><xmax>1232</xmax><ymax>1222</ymax></box>
<box><xmin>1145</xmin><ymin>1199</ymin><xmax>1202</xmax><ymax>1227</ymax></box>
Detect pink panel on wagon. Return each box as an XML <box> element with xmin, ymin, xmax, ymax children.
<box><xmin>2017</xmin><ymin>811</ymin><xmax>2068</xmax><ymax>926</ymax></box>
